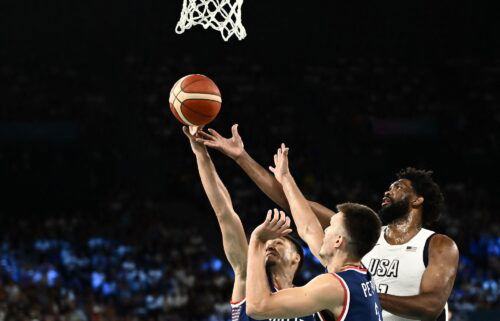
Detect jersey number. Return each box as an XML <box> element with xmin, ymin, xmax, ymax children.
<box><xmin>375</xmin><ymin>304</ymin><xmax>382</xmax><ymax>321</ymax></box>
<box><xmin>377</xmin><ymin>283</ymin><xmax>389</xmax><ymax>294</ymax></box>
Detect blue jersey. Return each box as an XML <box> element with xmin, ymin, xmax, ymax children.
<box><xmin>317</xmin><ymin>266</ymin><xmax>382</xmax><ymax>321</ymax></box>
<box><xmin>231</xmin><ymin>278</ymin><xmax>318</xmax><ymax>321</ymax></box>
<box><xmin>231</xmin><ymin>299</ymin><xmax>318</xmax><ymax>321</ymax></box>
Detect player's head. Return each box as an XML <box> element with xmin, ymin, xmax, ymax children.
<box><xmin>379</xmin><ymin>167</ymin><xmax>444</xmax><ymax>227</ymax></box>
<box><xmin>319</xmin><ymin>202</ymin><xmax>381</xmax><ymax>262</ymax></box>
<box><xmin>265</xmin><ymin>234</ymin><xmax>303</xmax><ymax>280</ymax></box>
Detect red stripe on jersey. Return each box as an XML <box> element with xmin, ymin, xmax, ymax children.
<box><xmin>230</xmin><ymin>297</ymin><xmax>245</xmax><ymax>305</ymax></box>
<box><xmin>331</xmin><ymin>273</ymin><xmax>348</xmax><ymax>321</ymax></box>
<box><xmin>340</xmin><ymin>265</ymin><xmax>367</xmax><ymax>272</ymax></box>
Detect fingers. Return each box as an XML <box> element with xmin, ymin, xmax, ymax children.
<box><xmin>207</xmin><ymin>128</ymin><xmax>223</xmax><ymax>139</ymax></box>
<box><xmin>281</xmin><ymin>228</ymin><xmax>293</xmax><ymax>236</ymax></box>
<box><xmin>197</xmin><ymin>130</ymin><xmax>217</xmax><ymax>141</ymax></box>
<box><xmin>269</xmin><ymin>166</ymin><xmax>276</xmax><ymax>174</ymax></box>
<box><xmin>231</xmin><ymin>124</ymin><xmax>241</xmax><ymax>138</ymax></box>
<box><xmin>281</xmin><ymin>143</ymin><xmax>289</xmax><ymax>156</ymax></box>
<box><xmin>261</xmin><ymin>209</ymin><xmax>293</xmax><ymax>239</ymax></box>
<box><xmin>265</xmin><ymin>209</ymin><xmax>273</xmax><ymax>222</ymax></box>
<box><xmin>273</xmin><ymin>143</ymin><xmax>289</xmax><ymax>161</ymax></box>
<box><xmin>271</xmin><ymin>144</ymin><xmax>290</xmax><ymax>170</ymax></box>
<box><xmin>194</xmin><ymin>139</ymin><xmax>219</xmax><ymax>149</ymax></box>
<box><xmin>279</xmin><ymin>214</ymin><xmax>292</xmax><ymax>236</ymax></box>
<box><xmin>279</xmin><ymin>143</ymin><xmax>289</xmax><ymax>156</ymax></box>
<box><xmin>270</xmin><ymin>209</ymin><xmax>280</xmax><ymax>225</ymax></box>
<box><xmin>267</xmin><ymin>209</ymin><xmax>291</xmax><ymax>231</ymax></box>
<box><xmin>182</xmin><ymin>126</ymin><xmax>193</xmax><ymax>139</ymax></box>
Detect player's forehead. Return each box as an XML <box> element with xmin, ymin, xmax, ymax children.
<box><xmin>389</xmin><ymin>179</ymin><xmax>412</xmax><ymax>190</ymax></box>
<box><xmin>330</xmin><ymin>211</ymin><xmax>344</xmax><ymax>224</ymax></box>
<box><xmin>267</xmin><ymin>237</ymin><xmax>289</xmax><ymax>245</ymax></box>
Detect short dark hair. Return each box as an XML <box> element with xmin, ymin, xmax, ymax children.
<box><xmin>397</xmin><ymin>167</ymin><xmax>444</xmax><ymax>227</ymax></box>
<box><xmin>337</xmin><ymin>202</ymin><xmax>382</xmax><ymax>260</ymax></box>
<box><xmin>283</xmin><ymin>233</ymin><xmax>304</xmax><ymax>280</ymax></box>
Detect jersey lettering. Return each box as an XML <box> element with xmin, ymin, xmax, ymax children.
<box><xmin>334</xmin><ymin>270</ymin><xmax>382</xmax><ymax>321</ymax></box>
<box><xmin>386</xmin><ymin>260</ymin><xmax>399</xmax><ymax>277</ymax></box>
<box><xmin>368</xmin><ymin>258</ymin><xmax>399</xmax><ymax>277</ymax></box>
<box><xmin>361</xmin><ymin>280</ymin><xmax>377</xmax><ymax>297</ymax></box>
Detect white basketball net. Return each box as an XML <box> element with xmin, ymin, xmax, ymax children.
<box><xmin>175</xmin><ymin>0</ymin><xmax>247</xmax><ymax>41</ymax></box>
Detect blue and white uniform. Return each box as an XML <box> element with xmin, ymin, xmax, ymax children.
<box><xmin>317</xmin><ymin>266</ymin><xmax>383</xmax><ymax>321</ymax></box>
<box><xmin>232</xmin><ymin>267</ymin><xmax>381</xmax><ymax>321</ymax></box>
<box><xmin>231</xmin><ymin>280</ymin><xmax>318</xmax><ymax>321</ymax></box>
<box><xmin>231</xmin><ymin>298</ymin><xmax>318</xmax><ymax>321</ymax></box>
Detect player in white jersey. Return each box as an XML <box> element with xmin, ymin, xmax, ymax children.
<box><xmin>196</xmin><ymin>125</ymin><xmax>459</xmax><ymax>321</ymax></box>
<box><xmin>360</xmin><ymin>168</ymin><xmax>459</xmax><ymax>321</ymax></box>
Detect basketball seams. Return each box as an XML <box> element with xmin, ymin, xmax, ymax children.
<box><xmin>169</xmin><ymin>103</ymin><xmax>188</xmax><ymax>125</ymax></box>
<box><xmin>177</xmin><ymin>91</ymin><xmax>222</xmax><ymax>103</ymax></box>
<box><xmin>183</xmin><ymin>91</ymin><xmax>221</xmax><ymax>96</ymax></box>
<box><xmin>182</xmin><ymin>76</ymin><xmax>220</xmax><ymax>96</ymax></box>
<box><xmin>173</xmin><ymin>101</ymin><xmax>195</xmax><ymax>126</ymax></box>
<box><xmin>169</xmin><ymin>74</ymin><xmax>221</xmax><ymax>126</ymax></box>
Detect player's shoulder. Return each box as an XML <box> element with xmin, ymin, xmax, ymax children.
<box><xmin>308</xmin><ymin>273</ymin><xmax>345</xmax><ymax>303</ymax></box>
<box><xmin>429</xmin><ymin>233</ymin><xmax>458</xmax><ymax>249</ymax></box>
<box><xmin>428</xmin><ymin>233</ymin><xmax>459</xmax><ymax>259</ymax></box>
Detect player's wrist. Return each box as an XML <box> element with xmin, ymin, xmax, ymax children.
<box><xmin>233</xmin><ymin>149</ymin><xmax>248</xmax><ymax>163</ymax></box>
<box><xmin>281</xmin><ymin>172</ymin><xmax>293</xmax><ymax>182</ymax></box>
<box><xmin>249</xmin><ymin>231</ymin><xmax>266</xmax><ymax>245</ymax></box>
<box><xmin>194</xmin><ymin>147</ymin><xmax>209</xmax><ymax>158</ymax></box>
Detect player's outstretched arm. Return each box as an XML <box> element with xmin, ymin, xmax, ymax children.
<box><xmin>269</xmin><ymin>144</ymin><xmax>326</xmax><ymax>266</ymax></box>
<box><xmin>196</xmin><ymin>124</ymin><xmax>335</xmax><ymax>229</ymax></box>
<box><xmin>246</xmin><ymin>210</ymin><xmax>342</xmax><ymax>320</ymax></box>
<box><xmin>378</xmin><ymin>234</ymin><xmax>459</xmax><ymax>320</ymax></box>
<box><xmin>183</xmin><ymin>126</ymin><xmax>248</xmax><ymax>302</ymax></box>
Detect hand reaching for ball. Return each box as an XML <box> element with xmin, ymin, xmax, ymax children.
<box><xmin>182</xmin><ymin>126</ymin><xmax>207</xmax><ymax>155</ymax></box>
<box><xmin>269</xmin><ymin>143</ymin><xmax>291</xmax><ymax>184</ymax></box>
<box><xmin>195</xmin><ymin>124</ymin><xmax>245</xmax><ymax>160</ymax></box>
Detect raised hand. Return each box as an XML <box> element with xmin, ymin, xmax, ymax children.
<box><xmin>269</xmin><ymin>143</ymin><xmax>290</xmax><ymax>184</ymax></box>
<box><xmin>252</xmin><ymin>209</ymin><xmax>292</xmax><ymax>242</ymax></box>
<box><xmin>182</xmin><ymin>125</ymin><xmax>207</xmax><ymax>155</ymax></box>
<box><xmin>195</xmin><ymin>124</ymin><xmax>245</xmax><ymax>160</ymax></box>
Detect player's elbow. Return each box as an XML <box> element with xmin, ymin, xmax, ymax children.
<box><xmin>297</xmin><ymin>224</ymin><xmax>313</xmax><ymax>240</ymax></box>
<box><xmin>245</xmin><ymin>302</ymin><xmax>268</xmax><ymax>320</ymax></box>
<box><xmin>420</xmin><ymin>303</ymin><xmax>446</xmax><ymax>321</ymax></box>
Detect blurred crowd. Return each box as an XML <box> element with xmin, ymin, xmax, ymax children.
<box><xmin>0</xmin><ymin>201</ymin><xmax>234</xmax><ymax>321</ymax></box>
<box><xmin>1</xmin><ymin>55</ymin><xmax>499</xmax><ymax>320</ymax></box>
<box><xmin>0</xmin><ymin>188</ymin><xmax>498</xmax><ymax>321</ymax></box>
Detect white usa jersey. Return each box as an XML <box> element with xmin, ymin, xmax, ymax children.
<box><xmin>361</xmin><ymin>227</ymin><xmax>448</xmax><ymax>321</ymax></box>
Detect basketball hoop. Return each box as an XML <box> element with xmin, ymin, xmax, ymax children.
<box><xmin>175</xmin><ymin>0</ymin><xmax>247</xmax><ymax>41</ymax></box>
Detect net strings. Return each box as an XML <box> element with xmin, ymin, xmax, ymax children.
<box><xmin>175</xmin><ymin>0</ymin><xmax>247</xmax><ymax>41</ymax></box>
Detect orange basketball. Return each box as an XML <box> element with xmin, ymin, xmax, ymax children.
<box><xmin>169</xmin><ymin>74</ymin><xmax>222</xmax><ymax>126</ymax></box>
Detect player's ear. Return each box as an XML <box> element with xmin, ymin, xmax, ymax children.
<box><xmin>334</xmin><ymin>235</ymin><xmax>343</xmax><ymax>248</ymax></box>
<box><xmin>412</xmin><ymin>196</ymin><xmax>424</xmax><ymax>207</ymax></box>
<box><xmin>293</xmin><ymin>252</ymin><xmax>301</xmax><ymax>266</ymax></box>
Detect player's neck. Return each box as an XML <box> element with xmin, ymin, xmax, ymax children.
<box><xmin>385</xmin><ymin>209</ymin><xmax>423</xmax><ymax>245</ymax></box>
<box><xmin>269</xmin><ymin>266</ymin><xmax>294</xmax><ymax>290</ymax></box>
<box><xmin>326</xmin><ymin>251</ymin><xmax>362</xmax><ymax>273</ymax></box>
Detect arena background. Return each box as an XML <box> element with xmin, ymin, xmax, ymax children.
<box><xmin>1</xmin><ymin>1</ymin><xmax>499</xmax><ymax>320</ymax></box>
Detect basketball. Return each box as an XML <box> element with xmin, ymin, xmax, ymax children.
<box><xmin>169</xmin><ymin>74</ymin><xmax>222</xmax><ymax>126</ymax></box>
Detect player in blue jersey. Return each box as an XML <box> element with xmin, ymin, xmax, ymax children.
<box><xmin>183</xmin><ymin>127</ymin><xmax>317</xmax><ymax>321</ymax></box>
<box><xmin>245</xmin><ymin>146</ymin><xmax>383</xmax><ymax>321</ymax></box>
